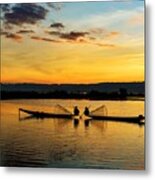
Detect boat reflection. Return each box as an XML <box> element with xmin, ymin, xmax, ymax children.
<box><xmin>84</xmin><ymin>119</ymin><xmax>90</xmax><ymax>127</ymax></box>
<box><xmin>73</xmin><ymin>118</ymin><xmax>79</xmax><ymax>128</ymax></box>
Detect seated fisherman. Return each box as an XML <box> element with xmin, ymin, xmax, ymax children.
<box><xmin>73</xmin><ymin>106</ymin><xmax>80</xmax><ymax>116</ymax></box>
<box><xmin>84</xmin><ymin>106</ymin><xmax>90</xmax><ymax>116</ymax></box>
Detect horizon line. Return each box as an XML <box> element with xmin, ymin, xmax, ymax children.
<box><xmin>1</xmin><ymin>81</ymin><xmax>145</xmax><ymax>85</ymax></box>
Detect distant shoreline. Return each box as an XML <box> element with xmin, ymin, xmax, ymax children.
<box><xmin>1</xmin><ymin>82</ymin><xmax>145</xmax><ymax>101</ymax></box>
<box><xmin>1</xmin><ymin>96</ymin><xmax>145</xmax><ymax>101</ymax></box>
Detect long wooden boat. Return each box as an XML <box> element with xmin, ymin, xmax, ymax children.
<box><xmin>19</xmin><ymin>108</ymin><xmax>145</xmax><ymax>124</ymax></box>
<box><xmin>88</xmin><ymin>114</ymin><xmax>145</xmax><ymax>123</ymax></box>
<box><xmin>19</xmin><ymin>108</ymin><xmax>73</xmax><ymax>119</ymax></box>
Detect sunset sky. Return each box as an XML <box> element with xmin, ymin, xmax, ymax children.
<box><xmin>0</xmin><ymin>0</ymin><xmax>144</xmax><ymax>84</ymax></box>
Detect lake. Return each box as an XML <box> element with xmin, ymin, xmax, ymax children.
<box><xmin>0</xmin><ymin>99</ymin><xmax>145</xmax><ymax>169</ymax></box>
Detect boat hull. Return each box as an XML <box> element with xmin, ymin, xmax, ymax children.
<box><xmin>88</xmin><ymin>115</ymin><xmax>145</xmax><ymax>124</ymax></box>
<box><xmin>19</xmin><ymin>108</ymin><xmax>73</xmax><ymax>119</ymax></box>
<box><xmin>19</xmin><ymin>108</ymin><xmax>145</xmax><ymax>124</ymax></box>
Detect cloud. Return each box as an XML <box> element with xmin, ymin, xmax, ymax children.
<box><xmin>90</xmin><ymin>28</ymin><xmax>106</xmax><ymax>34</ymax></box>
<box><xmin>31</xmin><ymin>36</ymin><xmax>60</xmax><ymax>43</ymax></box>
<box><xmin>90</xmin><ymin>28</ymin><xmax>120</xmax><ymax>39</ymax></box>
<box><xmin>0</xmin><ymin>30</ymin><xmax>8</xmax><ymax>36</ymax></box>
<box><xmin>45</xmin><ymin>29</ymin><xmax>115</xmax><ymax>47</ymax></box>
<box><xmin>17</xmin><ymin>30</ymin><xmax>34</xmax><ymax>34</ymax></box>
<box><xmin>1</xmin><ymin>4</ymin><xmax>10</xmax><ymax>12</ymax></box>
<box><xmin>45</xmin><ymin>30</ymin><xmax>61</xmax><ymax>36</ymax></box>
<box><xmin>106</xmin><ymin>31</ymin><xmax>120</xmax><ymax>38</ymax></box>
<box><xmin>4</xmin><ymin>3</ymin><xmax>48</xmax><ymax>26</ymax></box>
<box><xmin>46</xmin><ymin>30</ymin><xmax>89</xmax><ymax>41</ymax></box>
<box><xmin>50</xmin><ymin>22</ymin><xmax>65</xmax><ymax>29</ymax></box>
<box><xmin>30</xmin><ymin>36</ymin><xmax>42</xmax><ymax>40</ymax></box>
<box><xmin>5</xmin><ymin>33</ymin><xmax>22</xmax><ymax>42</ymax></box>
<box><xmin>0</xmin><ymin>29</ymin><xmax>23</xmax><ymax>42</ymax></box>
<box><xmin>41</xmin><ymin>37</ymin><xmax>60</xmax><ymax>43</ymax></box>
<box><xmin>60</xmin><ymin>31</ymin><xmax>89</xmax><ymax>41</ymax></box>
<box><xmin>46</xmin><ymin>2</ymin><xmax>63</xmax><ymax>11</ymax></box>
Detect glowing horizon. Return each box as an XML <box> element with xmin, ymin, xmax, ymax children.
<box><xmin>0</xmin><ymin>1</ymin><xmax>144</xmax><ymax>84</ymax></box>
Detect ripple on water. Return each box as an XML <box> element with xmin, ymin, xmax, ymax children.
<box><xmin>1</xmin><ymin>100</ymin><xmax>144</xmax><ymax>169</ymax></box>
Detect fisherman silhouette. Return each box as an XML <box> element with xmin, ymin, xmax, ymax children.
<box><xmin>73</xmin><ymin>106</ymin><xmax>80</xmax><ymax>116</ymax></box>
<box><xmin>84</xmin><ymin>106</ymin><xmax>89</xmax><ymax>116</ymax></box>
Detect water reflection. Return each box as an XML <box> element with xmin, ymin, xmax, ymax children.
<box><xmin>91</xmin><ymin>121</ymin><xmax>108</xmax><ymax>134</ymax></box>
<box><xmin>73</xmin><ymin>118</ymin><xmax>79</xmax><ymax>128</ymax></box>
<box><xmin>19</xmin><ymin>115</ymin><xmax>34</xmax><ymax>121</ymax></box>
<box><xmin>0</xmin><ymin>100</ymin><xmax>144</xmax><ymax>169</ymax></box>
<box><xmin>19</xmin><ymin>114</ymin><xmax>145</xmax><ymax>128</ymax></box>
<box><xmin>84</xmin><ymin>119</ymin><xmax>90</xmax><ymax>127</ymax></box>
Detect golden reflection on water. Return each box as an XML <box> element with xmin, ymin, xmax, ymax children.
<box><xmin>0</xmin><ymin>99</ymin><xmax>144</xmax><ymax>169</ymax></box>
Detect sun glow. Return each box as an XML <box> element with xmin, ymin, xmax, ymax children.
<box><xmin>1</xmin><ymin>1</ymin><xmax>144</xmax><ymax>84</ymax></box>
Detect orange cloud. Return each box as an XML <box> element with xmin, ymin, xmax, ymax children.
<box><xmin>17</xmin><ymin>30</ymin><xmax>34</xmax><ymax>34</ymax></box>
<box><xmin>89</xmin><ymin>28</ymin><xmax>120</xmax><ymax>39</ymax></box>
<box><xmin>89</xmin><ymin>28</ymin><xmax>106</xmax><ymax>34</ymax></box>
<box><xmin>106</xmin><ymin>31</ymin><xmax>120</xmax><ymax>39</ymax></box>
<box><xmin>31</xmin><ymin>36</ymin><xmax>60</xmax><ymax>43</ymax></box>
<box><xmin>5</xmin><ymin>33</ymin><xmax>22</xmax><ymax>42</ymax></box>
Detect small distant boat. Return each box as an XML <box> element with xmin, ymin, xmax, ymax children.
<box><xmin>19</xmin><ymin>108</ymin><xmax>73</xmax><ymax>119</ymax></box>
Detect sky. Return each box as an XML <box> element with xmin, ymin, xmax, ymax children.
<box><xmin>0</xmin><ymin>0</ymin><xmax>144</xmax><ymax>84</ymax></box>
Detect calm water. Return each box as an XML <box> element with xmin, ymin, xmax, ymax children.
<box><xmin>0</xmin><ymin>99</ymin><xmax>144</xmax><ymax>169</ymax></box>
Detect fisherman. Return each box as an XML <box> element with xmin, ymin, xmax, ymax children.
<box><xmin>73</xmin><ymin>106</ymin><xmax>80</xmax><ymax>116</ymax></box>
<box><xmin>84</xmin><ymin>106</ymin><xmax>89</xmax><ymax>116</ymax></box>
